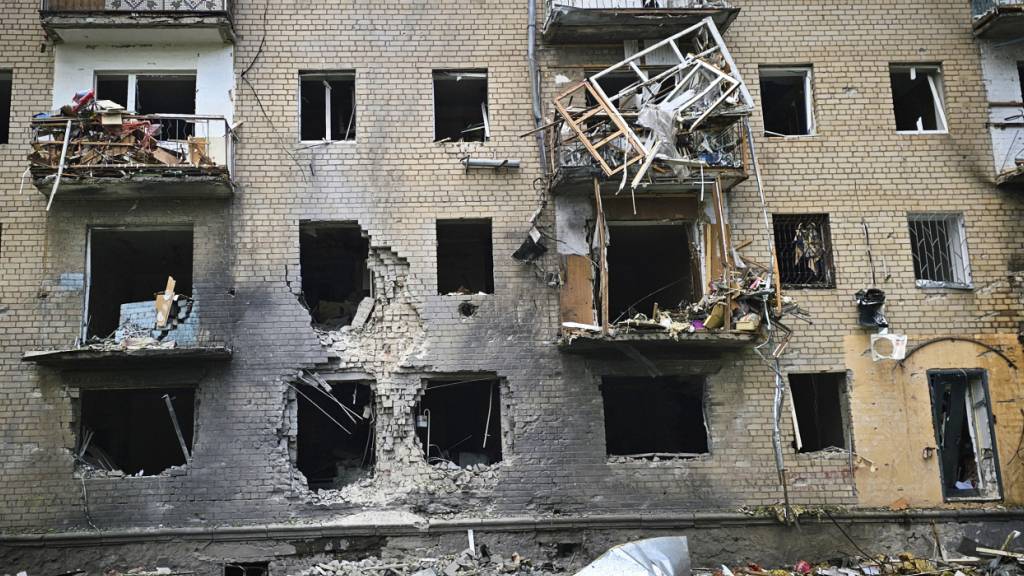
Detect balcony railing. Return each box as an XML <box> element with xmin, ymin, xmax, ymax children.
<box><xmin>543</xmin><ymin>0</ymin><xmax>738</xmax><ymax>43</ymax></box>
<box><xmin>972</xmin><ymin>0</ymin><xmax>1023</xmax><ymax>17</ymax></box>
<box><xmin>971</xmin><ymin>0</ymin><xmax>1024</xmax><ymax>37</ymax></box>
<box><xmin>41</xmin><ymin>0</ymin><xmax>230</xmax><ymax>12</ymax></box>
<box><xmin>29</xmin><ymin>113</ymin><xmax>234</xmax><ymax>199</ymax></box>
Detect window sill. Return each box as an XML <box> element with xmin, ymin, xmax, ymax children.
<box><xmin>782</xmin><ymin>284</ymin><xmax>836</xmax><ymax>290</ymax></box>
<box><xmin>896</xmin><ymin>130</ymin><xmax>949</xmax><ymax>136</ymax></box>
<box><xmin>943</xmin><ymin>494</ymin><xmax>1002</xmax><ymax>503</ymax></box>
<box><xmin>435</xmin><ymin>140</ymin><xmax>489</xmax><ymax>146</ymax></box>
<box><xmin>764</xmin><ymin>133</ymin><xmax>816</xmax><ymax>139</ymax></box>
<box><xmin>915</xmin><ymin>280</ymin><xmax>973</xmax><ymax>290</ymax></box>
<box><xmin>607</xmin><ymin>453</ymin><xmax>709</xmax><ymax>464</ymax></box>
<box><xmin>298</xmin><ymin>139</ymin><xmax>356</xmax><ymax>146</ymax></box>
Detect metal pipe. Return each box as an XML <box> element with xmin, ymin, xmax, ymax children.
<box><xmin>527</xmin><ymin>0</ymin><xmax>548</xmax><ymax>174</ymax></box>
<box><xmin>162</xmin><ymin>394</ymin><xmax>191</xmax><ymax>464</ymax></box>
<box><xmin>460</xmin><ymin>158</ymin><xmax>521</xmax><ymax>169</ymax></box>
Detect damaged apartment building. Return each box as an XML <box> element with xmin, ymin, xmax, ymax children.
<box><xmin>1</xmin><ymin>0</ymin><xmax>1024</xmax><ymax>573</ymax></box>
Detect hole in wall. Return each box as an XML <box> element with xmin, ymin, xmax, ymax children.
<box><xmin>224</xmin><ymin>562</ymin><xmax>269</xmax><ymax>576</ymax></box>
<box><xmin>299</xmin><ymin>222</ymin><xmax>371</xmax><ymax>329</ymax></box>
<box><xmin>437</xmin><ymin>219</ymin><xmax>494</xmax><ymax>295</ymax></box>
<box><xmin>788</xmin><ymin>373</ymin><xmax>848</xmax><ymax>453</ymax></box>
<box><xmin>416</xmin><ymin>377</ymin><xmax>503</xmax><ymax>467</ymax></box>
<box><xmin>458</xmin><ymin>302</ymin><xmax>478</xmax><ymax>317</ymax></box>
<box><xmin>296</xmin><ymin>380</ymin><xmax>375</xmax><ymax>490</ymax></box>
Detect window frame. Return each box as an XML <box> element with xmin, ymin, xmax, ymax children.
<box><xmin>907</xmin><ymin>212</ymin><xmax>972</xmax><ymax>290</ymax></box>
<box><xmin>431</xmin><ymin>69</ymin><xmax>489</xmax><ymax>143</ymax></box>
<box><xmin>927</xmin><ymin>369</ymin><xmax>1003</xmax><ymax>502</ymax></box>
<box><xmin>758</xmin><ymin>65</ymin><xmax>816</xmax><ymax>138</ymax></box>
<box><xmin>771</xmin><ymin>213</ymin><xmax>835</xmax><ymax>289</ymax></box>
<box><xmin>787</xmin><ymin>372</ymin><xmax>850</xmax><ymax>454</ymax></box>
<box><xmin>890</xmin><ymin>64</ymin><xmax>949</xmax><ymax>135</ymax></box>
<box><xmin>93</xmin><ymin>70</ymin><xmax>197</xmax><ymax>114</ymax></box>
<box><xmin>0</xmin><ymin>69</ymin><xmax>11</xmax><ymax>146</ymax></box>
<box><xmin>298</xmin><ymin>70</ymin><xmax>357</xmax><ymax>144</ymax></box>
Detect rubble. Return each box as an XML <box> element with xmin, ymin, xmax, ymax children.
<box><xmin>288</xmin><ymin>549</ymin><xmax>568</xmax><ymax>576</ymax></box>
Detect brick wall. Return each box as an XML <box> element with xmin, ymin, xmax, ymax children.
<box><xmin>0</xmin><ymin>0</ymin><xmax>1020</xmax><ymax>535</ymax></box>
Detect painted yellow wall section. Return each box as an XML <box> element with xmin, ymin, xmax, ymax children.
<box><xmin>845</xmin><ymin>333</ymin><xmax>1024</xmax><ymax>508</ymax></box>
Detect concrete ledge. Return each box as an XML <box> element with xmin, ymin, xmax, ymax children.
<box><xmin>4</xmin><ymin>509</ymin><xmax>1024</xmax><ymax>548</ymax></box>
<box><xmin>22</xmin><ymin>346</ymin><xmax>232</xmax><ymax>366</ymax></box>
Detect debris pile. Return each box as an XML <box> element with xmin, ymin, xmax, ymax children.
<box><xmin>699</xmin><ymin>548</ymin><xmax>1023</xmax><ymax>576</ymax></box>
<box><xmin>82</xmin><ymin>276</ymin><xmax>196</xmax><ymax>351</ymax></box>
<box><xmin>289</xmin><ymin>549</ymin><xmax>567</xmax><ymax>576</ymax></box>
<box><xmin>28</xmin><ymin>89</ymin><xmax>222</xmax><ymax>180</ymax></box>
<box><xmin>550</xmin><ymin>17</ymin><xmax>752</xmax><ymax>191</ymax></box>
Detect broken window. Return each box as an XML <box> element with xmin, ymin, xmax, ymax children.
<box><xmin>224</xmin><ymin>563</ymin><xmax>269</xmax><ymax>576</ymax></box>
<box><xmin>928</xmin><ymin>370</ymin><xmax>1001</xmax><ymax>501</ymax></box>
<box><xmin>416</xmin><ymin>377</ymin><xmax>502</xmax><ymax>467</ymax></box>
<box><xmin>299</xmin><ymin>222</ymin><xmax>371</xmax><ymax>328</ymax></box>
<box><xmin>77</xmin><ymin>387</ymin><xmax>194</xmax><ymax>475</ymax></box>
<box><xmin>772</xmin><ymin>214</ymin><xmax>834</xmax><ymax>288</ymax></box>
<box><xmin>295</xmin><ymin>379</ymin><xmax>375</xmax><ymax>490</ymax></box>
<box><xmin>1018</xmin><ymin>62</ymin><xmax>1024</xmax><ymax>101</ymax></box>
<box><xmin>890</xmin><ymin>64</ymin><xmax>947</xmax><ymax>133</ymax></box>
<box><xmin>433</xmin><ymin>70</ymin><xmax>488</xmax><ymax>142</ymax></box>
<box><xmin>759</xmin><ymin>66</ymin><xmax>814</xmax><ymax>137</ymax></box>
<box><xmin>300</xmin><ymin>72</ymin><xmax>356</xmax><ymax>142</ymax></box>
<box><xmin>96</xmin><ymin>73</ymin><xmax>197</xmax><ymax>138</ymax></box>
<box><xmin>436</xmin><ymin>219</ymin><xmax>494</xmax><ymax>295</ymax></box>
<box><xmin>907</xmin><ymin>213</ymin><xmax>971</xmax><ymax>288</ymax></box>
<box><xmin>601</xmin><ymin>376</ymin><xmax>708</xmax><ymax>457</ymax></box>
<box><xmin>605</xmin><ymin>222</ymin><xmax>697</xmax><ymax>323</ymax></box>
<box><xmin>788</xmin><ymin>373</ymin><xmax>847</xmax><ymax>453</ymax></box>
<box><xmin>0</xmin><ymin>70</ymin><xmax>10</xmax><ymax>145</ymax></box>
<box><xmin>85</xmin><ymin>228</ymin><xmax>193</xmax><ymax>341</ymax></box>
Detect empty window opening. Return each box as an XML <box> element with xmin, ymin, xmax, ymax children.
<box><xmin>433</xmin><ymin>70</ymin><xmax>488</xmax><ymax>142</ymax></box>
<box><xmin>224</xmin><ymin>562</ymin><xmax>269</xmax><ymax>576</ymax></box>
<box><xmin>0</xmin><ymin>70</ymin><xmax>10</xmax><ymax>145</ymax></box>
<box><xmin>760</xmin><ymin>66</ymin><xmax>814</xmax><ymax>137</ymax></box>
<box><xmin>86</xmin><ymin>228</ymin><xmax>193</xmax><ymax>341</ymax></box>
<box><xmin>773</xmin><ymin>214</ymin><xmax>834</xmax><ymax>288</ymax></box>
<box><xmin>416</xmin><ymin>377</ymin><xmax>502</xmax><ymax>467</ymax></box>
<box><xmin>77</xmin><ymin>387</ymin><xmax>194</xmax><ymax>476</ymax></box>
<box><xmin>299</xmin><ymin>222</ymin><xmax>370</xmax><ymax>328</ymax></box>
<box><xmin>96</xmin><ymin>73</ymin><xmax>197</xmax><ymax>139</ymax></box>
<box><xmin>908</xmin><ymin>213</ymin><xmax>971</xmax><ymax>288</ymax></box>
<box><xmin>601</xmin><ymin>376</ymin><xmax>708</xmax><ymax>457</ymax></box>
<box><xmin>788</xmin><ymin>373</ymin><xmax>848</xmax><ymax>453</ymax></box>
<box><xmin>928</xmin><ymin>370</ymin><xmax>1001</xmax><ymax>501</ymax></box>
<box><xmin>295</xmin><ymin>380</ymin><xmax>374</xmax><ymax>490</ymax></box>
<box><xmin>300</xmin><ymin>72</ymin><xmax>356</xmax><ymax>142</ymax></box>
<box><xmin>1018</xmin><ymin>62</ymin><xmax>1024</xmax><ymax>102</ymax></box>
<box><xmin>890</xmin><ymin>65</ymin><xmax>947</xmax><ymax>133</ymax></box>
<box><xmin>437</xmin><ymin>219</ymin><xmax>493</xmax><ymax>295</ymax></box>
<box><xmin>605</xmin><ymin>222</ymin><xmax>696</xmax><ymax>324</ymax></box>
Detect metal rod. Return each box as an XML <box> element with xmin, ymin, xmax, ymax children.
<box><xmin>162</xmin><ymin>394</ymin><xmax>191</xmax><ymax>464</ymax></box>
<box><xmin>46</xmin><ymin>120</ymin><xmax>72</xmax><ymax>212</ymax></box>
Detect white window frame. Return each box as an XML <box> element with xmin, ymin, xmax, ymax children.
<box><xmin>759</xmin><ymin>65</ymin><xmax>816</xmax><ymax>137</ymax></box>
<box><xmin>891</xmin><ymin>64</ymin><xmax>948</xmax><ymax>135</ymax></box>
<box><xmin>431</xmin><ymin>69</ymin><xmax>490</xmax><ymax>143</ymax></box>
<box><xmin>907</xmin><ymin>212</ymin><xmax>972</xmax><ymax>289</ymax></box>
<box><xmin>93</xmin><ymin>71</ymin><xmax>197</xmax><ymax>114</ymax></box>
<box><xmin>298</xmin><ymin>71</ymin><xmax>356</xmax><ymax>144</ymax></box>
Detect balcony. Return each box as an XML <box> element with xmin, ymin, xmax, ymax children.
<box><xmin>543</xmin><ymin>0</ymin><xmax>739</xmax><ymax>44</ymax></box>
<box><xmin>39</xmin><ymin>0</ymin><xmax>234</xmax><ymax>44</ymax></box>
<box><xmin>971</xmin><ymin>0</ymin><xmax>1024</xmax><ymax>38</ymax></box>
<box><xmin>29</xmin><ymin>113</ymin><xmax>234</xmax><ymax>200</ymax></box>
<box><xmin>990</xmin><ymin>117</ymin><xmax>1024</xmax><ymax>188</ymax></box>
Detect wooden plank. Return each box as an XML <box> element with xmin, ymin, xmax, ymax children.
<box><xmin>595</xmin><ymin>177</ymin><xmax>609</xmax><ymax>334</ymax></box>
<box><xmin>560</xmin><ymin>255</ymin><xmax>595</xmax><ymax>325</ymax></box>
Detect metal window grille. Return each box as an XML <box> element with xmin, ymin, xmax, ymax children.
<box><xmin>772</xmin><ymin>214</ymin><xmax>834</xmax><ymax>288</ymax></box>
<box><xmin>908</xmin><ymin>213</ymin><xmax>971</xmax><ymax>287</ymax></box>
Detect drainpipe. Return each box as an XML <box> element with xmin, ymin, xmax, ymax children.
<box><xmin>527</xmin><ymin>0</ymin><xmax>548</xmax><ymax>175</ymax></box>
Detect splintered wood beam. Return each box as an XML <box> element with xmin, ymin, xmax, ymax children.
<box><xmin>595</xmin><ymin>176</ymin><xmax>609</xmax><ymax>335</ymax></box>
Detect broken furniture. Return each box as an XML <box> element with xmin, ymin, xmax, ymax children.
<box><xmin>548</xmin><ymin>17</ymin><xmax>753</xmax><ymax>195</ymax></box>
<box><xmin>28</xmin><ymin>96</ymin><xmax>233</xmax><ymax>201</ymax></box>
